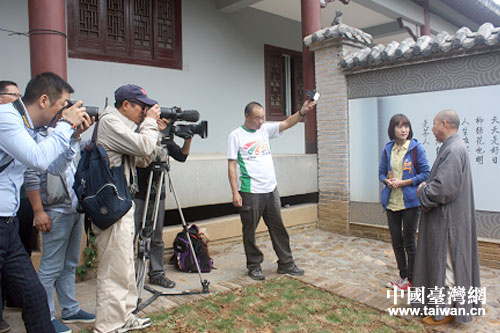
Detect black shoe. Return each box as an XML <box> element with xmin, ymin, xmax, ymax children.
<box><xmin>0</xmin><ymin>319</ymin><xmax>10</xmax><ymax>333</ymax></box>
<box><xmin>277</xmin><ymin>264</ymin><xmax>305</xmax><ymax>276</ymax></box>
<box><xmin>149</xmin><ymin>275</ymin><xmax>176</xmax><ymax>288</ymax></box>
<box><xmin>248</xmin><ymin>267</ymin><xmax>265</xmax><ymax>280</ymax></box>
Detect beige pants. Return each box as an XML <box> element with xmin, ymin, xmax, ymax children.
<box><xmin>93</xmin><ymin>205</ymin><xmax>138</xmax><ymax>333</ymax></box>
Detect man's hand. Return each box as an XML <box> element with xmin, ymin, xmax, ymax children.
<box><xmin>299</xmin><ymin>99</ymin><xmax>316</xmax><ymax>117</ymax></box>
<box><xmin>61</xmin><ymin>100</ymin><xmax>86</xmax><ymax>127</ymax></box>
<box><xmin>34</xmin><ymin>210</ymin><xmax>52</xmax><ymax>232</ymax></box>
<box><xmin>157</xmin><ymin>118</ymin><xmax>169</xmax><ymax>131</ymax></box>
<box><xmin>232</xmin><ymin>192</ymin><xmax>242</xmax><ymax>207</ymax></box>
<box><xmin>146</xmin><ymin>104</ymin><xmax>161</xmax><ymax>121</ymax></box>
<box><xmin>72</xmin><ymin>112</ymin><xmax>95</xmax><ymax>139</ymax></box>
<box><xmin>279</xmin><ymin>99</ymin><xmax>317</xmax><ymax>132</ymax></box>
<box><xmin>417</xmin><ymin>181</ymin><xmax>427</xmax><ymax>196</ymax></box>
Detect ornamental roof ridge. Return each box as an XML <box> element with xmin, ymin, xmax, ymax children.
<box><xmin>303</xmin><ymin>23</ymin><xmax>373</xmax><ymax>47</ymax></box>
<box><xmin>338</xmin><ymin>22</ymin><xmax>500</xmax><ymax>69</ymax></box>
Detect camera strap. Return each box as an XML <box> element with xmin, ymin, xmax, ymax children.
<box><xmin>12</xmin><ymin>99</ymin><xmax>33</xmax><ymax>130</ymax></box>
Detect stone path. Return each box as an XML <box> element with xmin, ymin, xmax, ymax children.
<box><xmin>4</xmin><ymin>229</ymin><xmax>500</xmax><ymax>332</ymax></box>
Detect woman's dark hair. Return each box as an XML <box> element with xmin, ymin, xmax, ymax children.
<box><xmin>387</xmin><ymin>114</ymin><xmax>413</xmax><ymax>141</ymax></box>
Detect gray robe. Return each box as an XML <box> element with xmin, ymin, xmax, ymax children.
<box><xmin>413</xmin><ymin>133</ymin><xmax>481</xmax><ymax>323</ymax></box>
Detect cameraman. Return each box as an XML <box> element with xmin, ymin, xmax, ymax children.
<box><xmin>134</xmin><ymin>126</ymin><xmax>192</xmax><ymax>289</ymax></box>
<box><xmin>94</xmin><ymin>84</ymin><xmax>160</xmax><ymax>333</ymax></box>
<box><xmin>0</xmin><ymin>72</ymin><xmax>90</xmax><ymax>332</ymax></box>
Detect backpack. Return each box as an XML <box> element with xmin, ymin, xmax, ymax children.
<box><xmin>73</xmin><ymin>118</ymin><xmax>132</xmax><ymax>230</ymax></box>
<box><xmin>171</xmin><ymin>225</ymin><xmax>213</xmax><ymax>273</ymax></box>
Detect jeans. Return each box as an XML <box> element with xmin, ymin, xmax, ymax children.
<box><xmin>38</xmin><ymin>211</ymin><xmax>82</xmax><ymax>320</ymax></box>
<box><xmin>1</xmin><ymin>197</ymin><xmax>35</xmax><ymax>309</ymax></box>
<box><xmin>386</xmin><ymin>207</ymin><xmax>419</xmax><ymax>281</ymax></box>
<box><xmin>0</xmin><ymin>216</ymin><xmax>54</xmax><ymax>332</ymax></box>
<box><xmin>239</xmin><ymin>188</ymin><xmax>294</xmax><ymax>270</ymax></box>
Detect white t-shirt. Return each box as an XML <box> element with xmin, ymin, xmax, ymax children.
<box><xmin>227</xmin><ymin>123</ymin><xmax>281</xmax><ymax>193</ymax></box>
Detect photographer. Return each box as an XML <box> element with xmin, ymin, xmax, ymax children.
<box><xmin>134</xmin><ymin>125</ymin><xmax>192</xmax><ymax>289</ymax></box>
<box><xmin>0</xmin><ymin>72</ymin><xmax>90</xmax><ymax>332</ymax></box>
<box><xmin>93</xmin><ymin>84</ymin><xmax>160</xmax><ymax>333</ymax></box>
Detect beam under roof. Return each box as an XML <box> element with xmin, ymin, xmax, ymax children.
<box><xmin>353</xmin><ymin>0</ymin><xmax>458</xmax><ymax>34</ymax></box>
<box><xmin>215</xmin><ymin>0</ymin><xmax>263</xmax><ymax>13</ymax></box>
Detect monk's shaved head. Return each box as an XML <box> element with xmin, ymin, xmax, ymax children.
<box><xmin>436</xmin><ymin>109</ymin><xmax>460</xmax><ymax>129</ymax></box>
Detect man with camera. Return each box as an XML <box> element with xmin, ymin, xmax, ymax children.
<box><xmin>134</xmin><ymin>130</ymin><xmax>192</xmax><ymax>289</ymax></box>
<box><xmin>23</xmin><ymin>129</ymin><xmax>96</xmax><ymax>332</ymax></box>
<box><xmin>0</xmin><ymin>72</ymin><xmax>91</xmax><ymax>332</ymax></box>
<box><xmin>0</xmin><ymin>80</ymin><xmax>24</xmax><ymax>333</ymax></box>
<box><xmin>93</xmin><ymin>84</ymin><xmax>161</xmax><ymax>333</ymax></box>
<box><xmin>227</xmin><ymin>99</ymin><xmax>315</xmax><ymax>281</ymax></box>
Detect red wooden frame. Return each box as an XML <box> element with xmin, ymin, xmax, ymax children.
<box><xmin>264</xmin><ymin>44</ymin><xmax>303</xmax><ymax>121</ymax></box>
<box><xmin>67</xmin><ymin>0</ymin><xmax>182</xmax><ymax>70</ymax></box>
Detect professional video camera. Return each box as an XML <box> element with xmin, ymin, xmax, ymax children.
<box><xmin>160</xmin><ymin>106</ymin><xmax>208</xmax><ymax>140</ymax></box>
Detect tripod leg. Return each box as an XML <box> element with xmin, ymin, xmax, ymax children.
<box><xmin>166</xmin><ymin>168</ymin><xmax>208</xmax><ymax>288</ymax></box>
<box><xmin>136</xmin><ymin>169</ymin><xmax>165</xmax><ymax>303</ymax></box>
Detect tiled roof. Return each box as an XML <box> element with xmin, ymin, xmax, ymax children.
<box><xmin>340</xmin><ymin>22</ymin><xmax>500</xmax><ymax>69</ymax></box>
<box><xmin>303</xmin><ymin>23</ymin><xmax>373</xmax><ymax>48</ymax></box>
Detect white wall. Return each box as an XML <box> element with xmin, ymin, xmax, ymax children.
<box><xmin>164</xmin><ymin>154</ymin><xmax>318</xmax><ymax>209</ymax></box>
<box><xmin>0</xmin><ymin>0</ymin><xmax>307</xmax><ymax>154</ymax></box>
<box><xmin>350</xmin><ymin>84</ymin><xmax>500</xmax><ymax>212</ymax></box>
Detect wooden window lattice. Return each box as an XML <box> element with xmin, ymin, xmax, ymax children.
<box><xmin>79</xmin><ymin>0</ymin><xmax>99</xmax><ymax>38</ymax></box>
<box><xmin>69</xmin><ymin>0</ymin><xmax>182</xmax><ymax>69</ymax></box>
<box><xmin>157</xmin><ymin>0</ymin><xmax>174</xmax><ymax>50</ymax></box>
<box><xmin>107</xmin><ymin>0</ymin><xmax>125</xmax><ymax>42</ymax></box>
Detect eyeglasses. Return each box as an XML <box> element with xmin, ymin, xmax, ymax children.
<box><xmin>0</xmin><ymin>93</ymin><xmax>22</xmax><ymax>98</ymax></box>
<box><xmin>129</xmin><ymin>99</ymin><xmax>148</xmax><ymax>111</ymax></box>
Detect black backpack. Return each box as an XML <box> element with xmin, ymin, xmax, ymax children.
<box><xmin>171</xmin><ymin>225</ymin><xmax>213</xmax><ymax>273</ymax></box>
<box><xmin>73</xmin><ymin>118</ymin><xmax>132</xmax><ymax>230</ymax></box>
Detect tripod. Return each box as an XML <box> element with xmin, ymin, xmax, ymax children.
<box><xmin>135</xmin><ymin>154</ymin><xmax>210</xmax><ymax>313</ymax></box>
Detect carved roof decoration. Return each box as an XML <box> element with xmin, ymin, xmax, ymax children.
<box><xmin>303</xmin><ymin>23</ymin><xmax>373</xmax><ymax>48</ymax></box>
<box><xmin>338</xmin><ymin>22</ymin><xmax>500</xmax><ymax>69</ymax></box>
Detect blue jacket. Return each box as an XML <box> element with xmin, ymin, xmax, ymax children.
<box><xmin>378</xmin><ymin>138</ymin><xmax>430</xmax><ymax>211</ymax></box>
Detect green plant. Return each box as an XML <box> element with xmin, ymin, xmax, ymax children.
<box><xmin>76</xmin><ymin>230</ymin><xmax>98</xmax><ymax>280</ymax></box>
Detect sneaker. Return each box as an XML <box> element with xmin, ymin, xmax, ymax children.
<box><xmin>116</xmin><ymin>316</ymin><xmax>152</xmax><ymax>333</ymax></box>
<box><xmin>62</xmin><ymin>309</ymin><xmax>96</xmax><ymax>324</ymax></box>
<box><xmin>386</xmin><ymin>277</ymin><xmax>412</xmax><ymax>290</ymax></box>
<box><xmin>51</xmin><ymin>319</ymin><xmax>71</xmax><ymax>333</ymax></box>
<box><xmin>149</xmin><ymin>275</ymin><xmax>176</xmax><ymax>288</ymax></box>
<box><xmin>248</xmin><ymin>267</ymin><xmax>265</xmax><ymax>280</ymax></box>
<box><xmin>0</xmin><ymin>319</ymin><xmax>10</xmax><ymax>333</ymax></box>
<box><xmin>277</xmin><ymin>264</ymin><xmax>305</xmax><ymax>276</ymax></box>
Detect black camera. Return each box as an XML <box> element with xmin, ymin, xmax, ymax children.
<box><xmin>160</xmin><ymin>106</ymin><xmax>208</xmax><ymax>140</ymax></box>
<box><xmin>66</xmin><ymin>100</ymin><xmax>99</xmax><ymax>118</ymax></box>
<box><xmin>160</xmin><ymin>106</ymin><xmax>200</xmax><ymax>122</ymax></box>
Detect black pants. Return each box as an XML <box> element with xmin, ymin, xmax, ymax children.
<box><xmin>134</xmin><ymin>198</ymin><xmax>167</xmax><ymax>279</ymax></box>
<box><xmin>239</xmin><ymin>188</ymin><xmax>294</xmax><ymax>270</ymax></box>
<box><xmin>0</xmin><ymin>217</ymin><xmax>54</xmax><ymax>332</ymax></box>
<box><xmin>2</xmin><ymin>198</ymin><xmax>34</xmax><ymax>308</ymax></box>
<box><xmin>386</xmin><ymin>207</ymin><xmax>419</xmax><ymax>281</ymax></box>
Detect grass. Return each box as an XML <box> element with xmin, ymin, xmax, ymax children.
<box><xmin>143</xmin><ymin>276</ymin><xmax>432</xmax><ymax>333</ymax></box>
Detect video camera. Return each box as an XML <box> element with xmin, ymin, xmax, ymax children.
<box><xmin>160</xmin><ymin>106</ymin><xmax>208</xmax><ymax>140</ymax></box>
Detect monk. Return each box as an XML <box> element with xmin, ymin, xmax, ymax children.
<box><xmin>413</xmin><ymin>109</ymin><xmax>481</xmax><ymax>325</ymax></box>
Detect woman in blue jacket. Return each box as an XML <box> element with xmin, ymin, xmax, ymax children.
<box><xmin>379</xmin><ymin>114</ymin><xmax>430</xmax><ymax>290</ymax></box>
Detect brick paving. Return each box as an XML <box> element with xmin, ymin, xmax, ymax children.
<box><xmin>4</xmin><ymin>228</ymin><xmax>500</xmax><ymax>332</ymax></box>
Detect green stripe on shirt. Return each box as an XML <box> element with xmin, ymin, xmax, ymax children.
<box><xmin>237</xmin><ymin>151</ymin><xmax>251</xmax><ymax>192</ymax></box>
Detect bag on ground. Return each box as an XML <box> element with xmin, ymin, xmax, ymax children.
<box><xmin>171</xmin><ymin>224</ymin><xmax>213</xmax><ymax>273</ymax></box>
